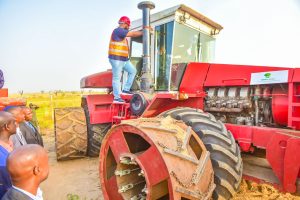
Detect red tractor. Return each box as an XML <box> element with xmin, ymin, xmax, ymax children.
<box><xmin>0</xmin><ymin>72</ymin><xmax>26</xmax><ymax>110</ymax></box>
<box><xmin>54</xmin><ymin>2</ymin><xmax>300</xmax><ymax>200</ymax></box>
<box><xmin>0</xmin><ymin>89</ymin><xmax>26</xmax><ymax>109</ymax></box>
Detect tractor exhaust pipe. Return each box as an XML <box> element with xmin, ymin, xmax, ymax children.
<box><xmin>138</xmin><ymin>1</ymin><xmax>155</xmax><ymax>93</ymax></box>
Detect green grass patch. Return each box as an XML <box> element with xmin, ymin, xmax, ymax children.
<box><xmin>9</xmin><ymin>91</ymin><xmax>94</xmax><ymax>129</ymax></box>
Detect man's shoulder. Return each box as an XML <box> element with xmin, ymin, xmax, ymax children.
<box><xmin>112</xmin><ymin>27</ymin><xmax>129</xmax><ymax>40</ymax></box>
<box><xmin>0</xmin><ymin>145</ymin><xmax>8</xmax><ymax>161</ymax></box>
<box><xmin>19</xmin><ymin>122</ymin><xmax>34</xmax><ymax>135</ymax></box>
<box><xmin>0</xmin><ymin>149</ymin><xmax>8</xmax><ymax>165</ymax></box>
<box><xmin>19</xmin><ymin>122</ymin><xmax>27</xmax><ymax>128</ymax></box>
<box><xmin>1</xmin><ymin>188</ymin><xmax>32</xmax><ymax>200</ymax></box>
<box><xmin>114</xmin><ymin>27</ymin><xmax>127</xmax><ymax>32</ymax></box>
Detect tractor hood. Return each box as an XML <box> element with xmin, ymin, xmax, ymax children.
<box><xmin>80</xmin><ymin>70</ymin><xmax>112</xmax><ymax>89</ymax></box>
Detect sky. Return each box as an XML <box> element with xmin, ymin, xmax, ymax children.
<box><xmin>1</xmin><ymin>0</ymin><xmax>300</xmax><ymax>93</ymax></box>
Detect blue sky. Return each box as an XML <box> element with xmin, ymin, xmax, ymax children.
<box><xmin>1</xmin><ymin>0</ymin><xmax>300</xmax><ymax>93</ymax></box>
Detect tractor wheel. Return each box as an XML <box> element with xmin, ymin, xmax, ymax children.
<box><xmin>100</xmin><ymin>117</ymin><xmax>215</xmax><ymax>200</ymax></box>
<box><xmin>161</xmin><ymin>108</ymin><xmax>243</xmax><ymax>200</ymax></box>
<box><xmin>82</xmin><ymin>97</ymin><xmax>111</xmax><ymax>157</ymax></box>
<box><xmin>54</xmin><ymin>108</ymin><xmax>87</xmax><ymax>161</ymax></box>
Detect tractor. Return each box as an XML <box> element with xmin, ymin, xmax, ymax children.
<box><xmin>0</xmin><ymin>74</ymin><xmax>26</xmax><ymax>110</ymax></box>
<box><xmin>0</xmin><ymin>89</ymin><xmax>26</xmax><ymax>109</ymax></box>
<box><xmin>0</xmin><ymin>71</ymin><xmax>40</xmax><ymax>130</ymax></box>
<box><xmin>54</xmin><ymin>2</ymin><xmax>300</xmax><ymax>200</ymax></box>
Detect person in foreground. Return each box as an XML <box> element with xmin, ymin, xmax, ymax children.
<box><xmin>0</xmin><ymin>111</ymin><xmax>17</xmax><ymax>198</ymax></box>
<box><xmin>1</xmin><ymin>144</ymin><xmax>49</xmax><ymax>200</ymax></box>
<box><xmin>108</xmin><ymin>16</ymin><xmax>142</xmax><ymax>103</ymax></box>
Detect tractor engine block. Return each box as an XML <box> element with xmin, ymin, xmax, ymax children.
<box><xmin>204</xmin><ymin>86</ymin><xmax>274</xmax><ymax>126</ymax></box>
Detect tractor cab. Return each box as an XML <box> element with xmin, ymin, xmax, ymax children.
<box><xmin>129</xmin><ymin>4</ymin><xmax>222</xmax><ymax>91</ymax></box>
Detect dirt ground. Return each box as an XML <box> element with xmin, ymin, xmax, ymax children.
<box><xmin>232</xmin><ymin>180</ymin><xmax>300</xmax><ymax>200</ymax></box>
<box><xmin>40</xmin><ymin>132</ymin><xmax>300</xmax><ymax>200</ymax></box>
<box><xmin>40</xmin><ymin>132</ymin><xmax>103</xmax><ymax>200</ymax></box>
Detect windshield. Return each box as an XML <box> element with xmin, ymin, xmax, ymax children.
<box><xmin>172</xmin><ymin>22</ymin><xmax>216</xmax><ymax>64</ymax></box>
<box><xmin>170</xmin><ymin>22</ymin><xmax>216</xmax><ymax>90</ymax></box>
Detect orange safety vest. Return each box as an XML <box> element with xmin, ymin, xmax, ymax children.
<box><xmin>108</xmin><ymin>34</ymin><xmax>129</xmax><ymax>58</ymax></box>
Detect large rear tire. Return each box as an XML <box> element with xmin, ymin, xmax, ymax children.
<box><xmin>54</xmin><ymin>107</ymin><xmax>87</xmax><ymax>161</ymax></box>
<box><xmin>161</xmin><ymin>107</ymin><xmax>243</xmax><ymax>200</ymax></box>
<box><xmin>82</xmin><ymin>97</ymin><xmax>111</xmax><ymax>157</ymax></box>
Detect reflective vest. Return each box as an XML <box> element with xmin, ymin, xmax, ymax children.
<box><xmin>108</xmin><ymin>34</ymin><xmax>129</xmax><ymax>58</ymax></box>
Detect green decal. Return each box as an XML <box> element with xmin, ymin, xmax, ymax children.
<box><xmin>264</xmin><ymin>73</ymin><xmax>271</xmax><ymax>79</ymax></box>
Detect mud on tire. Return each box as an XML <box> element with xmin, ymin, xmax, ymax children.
<box><xmin>54</xmin><ymin>107</ymin><xmax>87</xmax><ymax>161</ymax></box>
<box><xmin>161</xmin><ymin>107</ymin><xmax>243</xmax><ymax>200</ymax></box>
<box><xmin>82</xmin><ymin>97</ymin><xmax>111</xmax><ymax>157</ymax></box>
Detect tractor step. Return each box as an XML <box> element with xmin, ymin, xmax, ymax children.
<box><xmin>110</xmin><ymin>102</ymin><xmax>131</xmax><ymax>123</ymax></box>
<box><xmin>113</xmin><ymin>116</ymin><xmax>127</xmax><ymax>120</ymax></box>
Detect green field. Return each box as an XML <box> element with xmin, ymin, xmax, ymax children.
<box><xmin>9</xmin><ymin>92</ymin><xmax>86</xmax><ymax>129</ymax></box>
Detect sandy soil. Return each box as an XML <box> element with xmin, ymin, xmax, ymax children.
<box><xmin>233</xmin><ymin>180</ymin><xmax>299</xmax><ymax>200</ymax></box>
<box><xmin>40</xmin><ymin>133</ymin><xmax>103</xmax><ymax>200</ymax></box>
<box><xmin>40</xmin><ymin>132</ymin><xmax>300</xmax><ymax>200</ymax></box>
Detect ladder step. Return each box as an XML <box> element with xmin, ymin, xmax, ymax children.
<box><xmin>112</xmin><ymin>102</ymin><xmax>130</xmax><ymax>105</ymax></box>
<box><xmin>113</xmin><ymin>116</ymin><xmax>126</xmax><ymax>120</ymax></box>
<box><xmin>111</xmin><ymin>103</ymin><xmax>130</xmax><ymax>107</ymax></box>
<box><xmin>292</xmin><ymin>103</ymin><xmax>300</xmax><ymax>107</ymax></box>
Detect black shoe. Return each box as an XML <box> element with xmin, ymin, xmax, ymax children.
<box><xmin>113</xmin><ymin>98</ymin><xmax>125</xmax><ymax>103</ymax></box>
<box><xmin>122</xmin><ymin>90</ymin><xmax>134</xmax><ymax>95</ymax></box>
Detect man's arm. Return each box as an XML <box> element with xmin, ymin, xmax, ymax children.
<box><xmin>127</xmin><ymin>31</ymin><xmax>143</xmax><ymax>38</ymax></box>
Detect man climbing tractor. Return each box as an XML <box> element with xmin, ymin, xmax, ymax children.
<box><xmin>108</xmin><ymin>16</ymin><xmax>142</xmax><ymax>103</ymax></box>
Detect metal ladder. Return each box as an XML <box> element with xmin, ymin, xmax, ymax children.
<box><xmin>110</xmin><ymin>102</ymin><xmax>131</xmax><ymax>124</ymax></box>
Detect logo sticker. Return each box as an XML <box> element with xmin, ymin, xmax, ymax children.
<box><xmin>250</xmin><ymin>70</ymin><xmax>289</xmax><ymax>85</ymax></box>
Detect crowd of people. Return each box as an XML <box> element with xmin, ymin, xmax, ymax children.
<box><xmin>0</xmin><ymin>106</ymin><xmax>48</xmax><ymax>200</ymax></box>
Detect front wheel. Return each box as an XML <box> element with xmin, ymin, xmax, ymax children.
<box><xmin>82</xmin><ymin>97</ymin><xmax>111</xmax><ymax>157</ymax></box>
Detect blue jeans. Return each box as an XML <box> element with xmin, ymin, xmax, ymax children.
<box><xmin>109</xmin><ymin>59</ymin><xmax>137</xmax><ymax>99</ymax></box>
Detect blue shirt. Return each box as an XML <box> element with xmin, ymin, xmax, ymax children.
<box><xmin>0</xmin><ymin>70</ymin><xmax>4</xmax><ymax>89</ymax></box>
<box><xmin>0</xmin><ymin>145</ymin><xmax>11</xmax><ymax>198</ymax></box>
<box><xmin>108</xmin><ymin>27</ymin><xmax>129</xmax><ymax>61</ymax></box>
